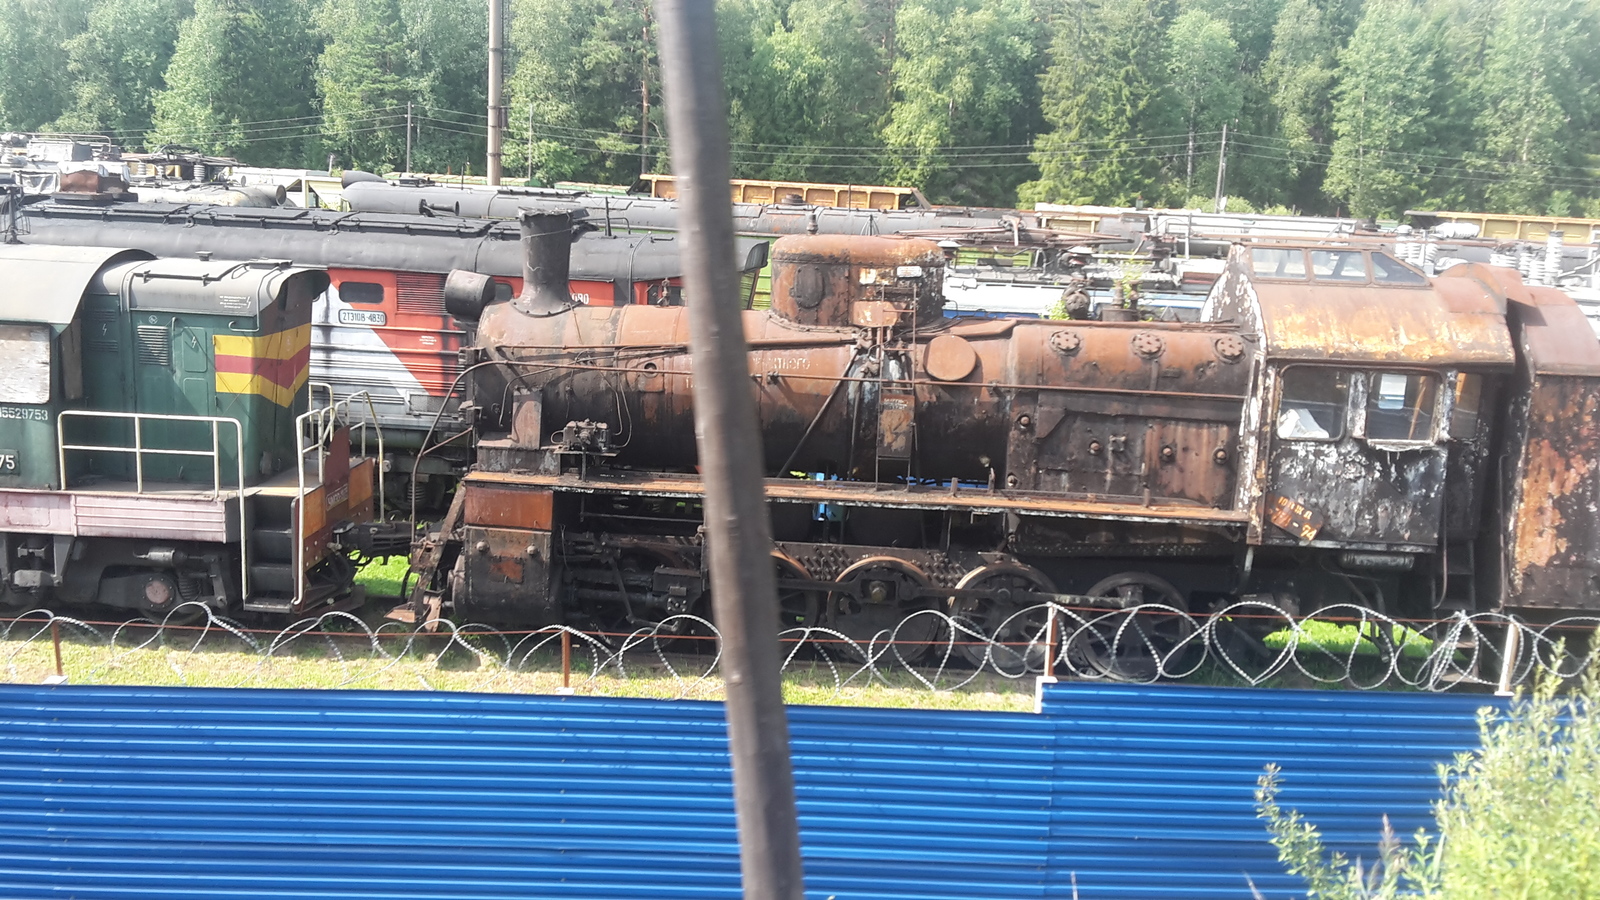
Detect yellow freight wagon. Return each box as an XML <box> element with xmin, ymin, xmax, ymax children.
<box><xmin>1406</xmin><ymin>209</ymin><xmax>1600</xmax><ymax>243</ymax></box>
<box><xmin>641</xmin><ymin>174</ymin><xmax>921</xmax><ymax>210</ymax></box>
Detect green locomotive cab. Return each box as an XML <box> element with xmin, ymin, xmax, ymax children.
<box><xmin>0</xmin><ymin>244</ymin><xmax>397</xmax><ymax>619</ymax></box>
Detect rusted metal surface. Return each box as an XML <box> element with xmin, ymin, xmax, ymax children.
<box><xmin>439</xmin><ymin>225</ymin><xmax>1600</xmax><ymax>634</ymax></box>
<box><xmin>1501</xmin><ymin>285</ymin><xmax>1600</xmax><ymax>611</ymax></box>
<box><xmin>768</xmin><ymin>234</ymin><xmax>945</xmax><ymax>326</ymax></box>
<box><xmin>511</xmin><ymin>210</ymin><xmax>580</xmax><ymax>317</ymax></box>
<box><xmin>924</xmin><ymin>334</ymin><xmax>977</xmax><ymax>382</ymax></box>
<box><xmin>1209</xmin><ymin>246</ymin><xmax>1516</xmax><ymax>367</ymax></box>
<box><xmin>458</xmin><ymin>525</ymin><xmax>556</xmax><ymax>622</ymax></box>
<box><xmin>462</xmin><ymin>482</ymin><xmax>553</xmax><ymax>530</ymax></box>
<box><xmin>460</xmin><ymin>470</ymin><xmax>1250</xmax><ymax>526</ymax></box>
<box><xmin>1263</xmin><ymin>425</ymin><xmax>1446</xmax><ymax>549</ymax></box>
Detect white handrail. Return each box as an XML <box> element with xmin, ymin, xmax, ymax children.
<box><xmin>57</xmin><ymin>410</ymin><xmax>249</xmax><ymax>598</ymax></box>
<box><xmin>292</xmin><ymin>390</ymin><xmax>387</xmax><ymax>605</ymax></box>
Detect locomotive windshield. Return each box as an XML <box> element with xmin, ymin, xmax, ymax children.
<box><xmin>0</xmin><ymin>324</ymin><xmax>52</xmax><ymax>405</ymax></box>
<box><xmin>1276</xmin><ymin>367</ymin><xmax>1347</xmax><ymax>441</ymax></box>
<box><xmin>1252</xmin><ymin>248</ymin><xmax>1308</xmax><ymax>279</ymax></box>
<box><xmin>1309</xmin><ymin>250</ymin><xmax>1365</xmax><ymax>282</ymax></box>
<box><xmin>1370</xmin><ymin>252</ymin><xmax>1429</xmax><ymax>285</ymax></box>
<box><xmin>1365</xmin><ymin>372</ymin><xmax>1439</xmax><ymax>442</ymax></box>
<box><xmin>1249</xmin><ymin>247</ymin><xmax>1429</xmax><ymax>286</ymax></box>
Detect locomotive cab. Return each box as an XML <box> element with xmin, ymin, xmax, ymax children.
<box><xmin>1209</xmin><ymin>242</ymin><xmax>1600</xmax><ymax>615</ymax></box>
<box><xmin>0</xmin><ymin>243</ymin><xmax>398</xmax><ymax>620</ymax></box>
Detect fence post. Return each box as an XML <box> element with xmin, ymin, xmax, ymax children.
<box><xmin>1035</xmin><ymin>605</ymin><xmax>1059</xmax><ymax>714</ymax></box>
<box><xmin>562</xmin><ymin>629</ymin><xmax>572</xmax><ymax>688</ymax></box>
<box><xmin>1495</xmin><ymin>623</ymin><xmax>1521</xmax><ymax>697</ymax></box>
<box><xmin>45</xmin><ymin>621</ymin><xmax>68</xmax><ymax>685</ymax></box>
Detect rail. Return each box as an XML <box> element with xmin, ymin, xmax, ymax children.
<box><xmin>293</xmin><ymin>391</ymin><xmax>386</xmax><ymax>604</ymax></box>
<box><xmin>56</xmin><ymin>410</ymin><xmax>248</xmax><ymax>596</ymax></box>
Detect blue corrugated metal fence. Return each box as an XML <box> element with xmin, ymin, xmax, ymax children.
<box><xmin>1041</xmin><ymin>684</ymin><xmax>1500</xmax><ymax>898</ymax></box>
<box><xmin>0</xmin><ymin>683</ymin><xmax>1502</xmax><ymax>899</ymax></box>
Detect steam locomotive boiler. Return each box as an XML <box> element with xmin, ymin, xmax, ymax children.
<box><xmin>410</xmin><ymin>210</ymin><xmax>1600</xmax><ymax>668</ymax></box>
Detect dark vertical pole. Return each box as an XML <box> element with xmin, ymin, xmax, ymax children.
<box><xmin>653</xmin><ymin>2</ymin><xmax>806</xmax><ymax>898</ymax></box>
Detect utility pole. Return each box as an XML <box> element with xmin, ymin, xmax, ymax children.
<box><xmin>527</xmin><ymin>103</ymin><xmax>534</xmax><ymax>182</ymax></box>
<box><xmin>639</xmin><ymin>8</ymin><xmax>651</xmax><ymax>180</ymax></box>
<box><xmin>405</xmin><ymin>101</ymin><xmax>413</xmax><ymax>174</ymax></box>
<box><xmin>1212</xmin><ymin>123</ymin><xmax>1228</xmax><ymax>214</ymax></box>
<box><xmin>487</xmin><ymin>0</ymin><xmax>503</xmax><ymax>185</ymax></box>
<box><xmin>654</xmin><ymin>2</ymin><xmax>806</xmax><ymax>898</ymax></box>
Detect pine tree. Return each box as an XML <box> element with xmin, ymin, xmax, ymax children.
<box><xmin>724</xmin><ymin>0</ymin><xmax>888</xmax><ymax>184</ymax></box>
<box><xmin>1020</xmin><ymin>0</ymin><xmax>1169</xmax><ymax>207</ymax></box>
<box><xmin>1322</xmin><ymin>0</ymin><xmax>1438</xmax><ymax>218</ymax></box>
<box><xmin>149</xmin><ymin>0</ymin><xmax>318</xmax><ymax>166</ymax></box>
<box><xmin>315</xmin><ymin>0</ymin><xmax>414</xmax><ymax>171</ymax></box>
<box><xmin>0</xmin><ymin>0</ymin><xmax>92</xmax><ymax>131</ymax></box>
<box><xmin>880</xmin><ymin>0</ymin><xmax>1041</xmax><ymax>205</ymax></box>
<box><xmin>52</xmin><ymin>0</ymin><xmax>192</xmax><ymax>139</ymax></box>
<box><xmin>1178</xmin><ymin>0</ymin><xmax>1283</xmax><ymax>73</ymax></box>
<box><xmin>505</xmin><ymin>0</ymin><xmax>657</xmax><ymax>186</ymax></box>
<box><xmin>398</xmin><ymin>0</ymin><xmax>484</xmax><ymax>175</ymax></box>
<box><xmin>1259</xmin><ymin>0</ymin><xmax>1341</xmax><ymax>210</ymax></box>
<box><xmin>1165</xmin><ymin>9</ymin><xmax>1242</xmax><ymax>198</ymax></box>
<box><xmin>1467</xmin><ymin>0</ymin><xmax>1599</xmax><ymax>214</ymax></box>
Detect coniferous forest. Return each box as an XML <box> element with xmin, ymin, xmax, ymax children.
<box><xmin>1</xmin><ymin>0</ymin><xmax>1597</xmax><ymax>217</ymax></box>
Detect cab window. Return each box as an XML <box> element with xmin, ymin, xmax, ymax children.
<box><xmin>1310</xmin><ymin>250</ymin><xmax>1367</xmax><ymax>282</ymax></box>
<box><xmin>1252</xmin><ymin>248</ymin><xmax>1307</xmax><ymax>279</ymax></box>
<box><xmin>1365</xmin><ymin>372</ymin><xmax>1439</xmax><ymax>442</ymax></box>
<box><xmin>339</xmin><ymin>281</ymin><xmax>385</xmax><ymax>304</ymax></box>
<box><xmin>1448</xmin><ymin>373</ymin><xmax>1483</xmax><ymax>440</ymax></box>
<box><xmin>1371</xmin><ymin>252</ymin><xmax>1429</xmax><ymax>285</ymax></box>
<box><xmin>1277</xmin><ymin>367</ymin><xmax>1348</xmax><ymax>441</ymax></box>
<box><xmin>0</xmin><ymin>324</ymin><xmax>52</xmax><ymax>404</ymax></box>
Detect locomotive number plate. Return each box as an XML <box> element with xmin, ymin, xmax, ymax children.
<box><xmin>1269</xmin><ymin>495</ymin><xmax>1324</xmax><ymax>542</ymax></box>
<box><xmin>0</xmin><ymin>451</ymin><xmax>15</xmax><ymax>472</ymax></box>
<box><xmin>339</xmin><ymin>309</ymin><xmax>387</xmax><ymax>326</ymax></box>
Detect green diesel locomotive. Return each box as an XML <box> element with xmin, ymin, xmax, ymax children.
<box><xmin>0</xmin><ymin>243</ymin><xmax>397</xmax><ymax>620</ymax></box>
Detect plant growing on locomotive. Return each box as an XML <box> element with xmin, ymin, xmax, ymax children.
<box><xmin>0</xmin><ymin>244</ymin><xmax>398</xmax><ymax>619</ymax></box>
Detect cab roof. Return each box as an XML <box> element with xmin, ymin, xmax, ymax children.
<box><xmin>0</xmin><ymin>244</ymin><xmax>150</xmax><ymax>325</ymax></box>
<box><xmin>1207</xmin><ymin>244</ymin><xmax>1518</xmax><ymax>367</ymax></box>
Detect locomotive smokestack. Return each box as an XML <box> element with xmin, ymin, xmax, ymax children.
<box><xmin>515</xmin><ymin>208</ymin><xmax>580</xmax><ymax>317</ymax></box>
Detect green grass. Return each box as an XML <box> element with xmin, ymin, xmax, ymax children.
<box><xmin>0</xmin><ymin>628</ymin><xmax>1036</xmax><ymax>711</ymax></box>
<box><xmin>1263</xmin><ymin>618</ymin><xmax>1437</xmax><ymax>658</ymax></box>
<box><xmin>356</xmin><ymin>556</ymin><xmax>411</xmax><ymax>598</ymax></box>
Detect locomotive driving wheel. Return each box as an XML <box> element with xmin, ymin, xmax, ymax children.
<box><xmin>828</xmin><ymin>556</ymin><xmax>941</xmax><ymax>664</ymax></box>
<box><xmin>1067</xmin><ymin>571</ymin><xmax>1198</xmax><ymax>682</ymax></box>
<box><xmin>949</xmin><ymin>564</ymin><xmax>1057</xmax><ymax>672</ymax></box>
<box><xmin>772</xmin><ymin>552</ymin><xmax>822</xmax><ymax>631</ymax></box>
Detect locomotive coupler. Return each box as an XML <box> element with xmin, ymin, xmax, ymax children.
<box><xmin>334</xmin><ymin>521</ymin><xmax>415</xmax><ymax>560</ymax></box>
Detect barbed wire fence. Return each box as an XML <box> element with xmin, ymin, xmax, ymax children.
<box><xmin>3</xmin><ymin>601</ymin><xmax>1597</xmax><ymax>700</ymax></box>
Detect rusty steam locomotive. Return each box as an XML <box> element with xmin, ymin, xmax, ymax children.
<box><xmin>407</xmin><ymin>209</ymin><xmax>1600</xmax><ymax>666</ymax></box>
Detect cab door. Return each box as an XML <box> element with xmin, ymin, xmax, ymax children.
<box><xmin>1264</xmin><ymin>365</ymin><xmax>1450</xmax><ymax>549</ymax></box>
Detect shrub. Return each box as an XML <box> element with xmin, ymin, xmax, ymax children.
<box><xmin>1257</xmin><ymin>651</ymin><xmax>1600</xmax><ymax>899</ymax></box>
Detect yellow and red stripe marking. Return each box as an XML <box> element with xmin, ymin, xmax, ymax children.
<box><xmin>214</xmin><ymin>324</ymin><xmax>312</xmax><ymax>407</ymax></box>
